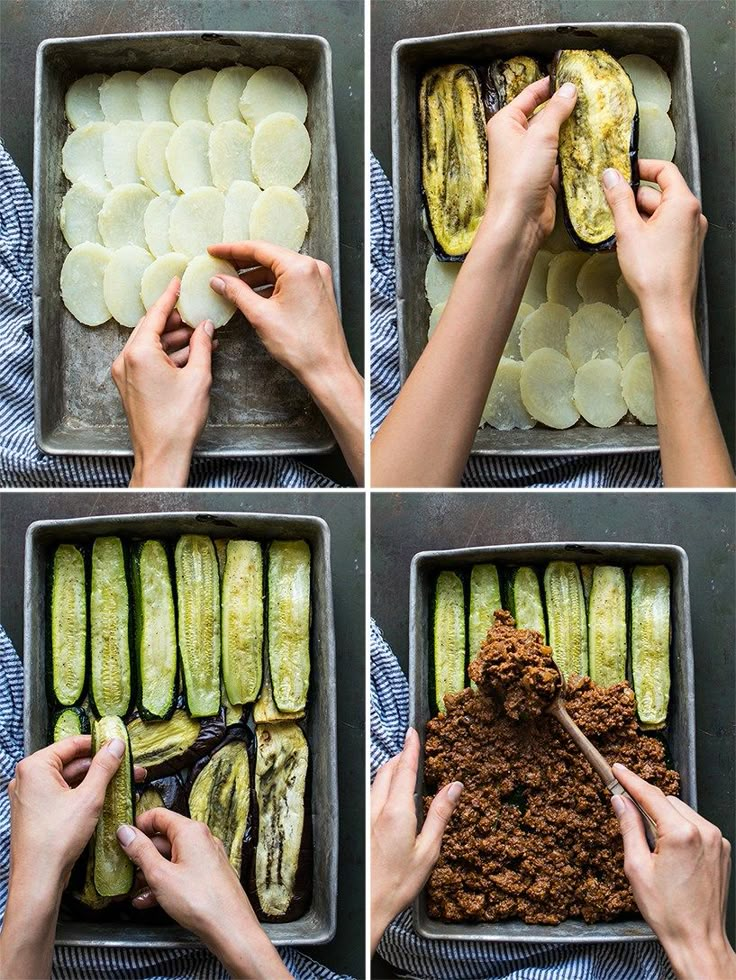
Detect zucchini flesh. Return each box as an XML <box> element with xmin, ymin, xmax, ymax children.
<box><xmin>468</xmin><ymin>564</ymin><xmax>501</xmax><ymax>661</ymax></box>
<box><xmin>543</xmin><ymin>561</ymin><xmax>588</xmax><ymax>678</ymax></box>
<box><xmin>509</xmin><ymin>567</ymin><xmax>547</xmax><ymax>641</ymax></box>
<box><xmin>174</xmin><ymin>535</ymin><xmax>221</xmax><ymax>718</ymax></box>
<box><xmin>433</xmin><ymin>571</ymin><xmax>466</xmax><ymax>713</ymax></box>
<box><xmin>631</xmin><ymin>565</ymin><xmax>671</xmax><ymax>728</ymax></box>
<box><xmin>132</xmin><ymin>540</ymin><xmax>178</xmax><ymax>721</ymax></box>
<box><xmin>53</xmin><ymin>706</ymin><xmax>89</xmax><ymax>741</ymax></box>
<box><xmin>222</xmin><ymin>541</ymin><xmax>264</xmax><ymax>706</ymax></box>
<box><xmin>254</xmin><ymin>641</ymin><xmax>305</xmax><ymax>723</ymax></box>
<box><xmin>92</xmin><ymin>716</ymin><xmax>134</xmax><ymax>897</ymax></box>
<box><xmin>588</xmin><ymin>565</ymin><xmax>627</xmax><ymax>687</ymax></box>
<box><xmin>268</xmin><ymin>541</ymin><xmax>311</xmax><ymax>714</ymax></box>
<box><xmin>90</xmin><ymin>537</ymin><xmax>132</xmax><ymax>717</ymax></box>
<box><xmin>72</xmin><ymin>848</ymin><xmax>111</xmax><ymax>910</ymax></box>
<box><xmin>189</xmin><ymin>739</ymin><xmax>251</xmax><ymax>877</ymax></box>
<box><xmin>49</xmin><ymin>543</ymin><xmax>87</xmax><ymax>706</ymax></box>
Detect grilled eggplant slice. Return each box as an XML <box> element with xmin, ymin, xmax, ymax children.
<box><xmin>485</xmin><ymin>55</ymin><xmax>544</xmax><ymax>115</ymax></box>
<box><xmin>127</xmin><ymin>704</ymin><xmax>225</xmax><ymax>777</ymax></box>
<box><xmin>89</xmin><ymin>537</ymin><xmax>132</xmax><ymax>718</ymax></box>
<box><xmin>420</xmin><ymin>64</ymin><xmax>487</xmax><ymax>259</ymax></box>
<box><xmin>131</xmin><ymin>540</ymin><xmax>178</xmax><ymax>721</ymax></box>
<box><xmin>552</xmin><ymin>49</ymin><xmax>638</xmax><ymax>251</ymax></box>
<box><xmin>268</xmin><ymin>540</ymin><xmax>311</xmax><ymax>714</ymax></box>
<box><xmin>136</xmin><ymin>773</ymin><xmax>187</xmax><ymax>817</ymax></box>
<box><xmin>92</xmin><ymin>716</ymin><xmax>134</xmax><ymax>897</ymax></box>
<box><xmin>48</xmin><ymin>543</ymin><xmax>87</xmax><ymax>707</ymax></box>
<box><xmin>53</xmin><ymin>705</ymin><xmax>90</xmax><ymax>742</ymax></box>
<box><xmin>175</xmin><ymin>535</ymin><xmax>221</xmax><ymax>718</ymax></box>
<box><xmin>222</xmin><ymin>541</ymin><xmax>264</xmax><ymax>707</ymax></box>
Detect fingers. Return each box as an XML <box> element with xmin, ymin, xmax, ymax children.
<box><xmin>371</xmin><ymin>754</ymin><xmax>399</xmax><ymax>820</ymax></box>
<box><xmin>169</xmin><ymin>346</ymin><xmax>190</xmax><ymax>368</ymax></box>
<box><xmin>37</xmin><ymin>734</ymin><xmax>92</xmax><ymax>768</ymax></box>
<box><xmin>133</xmin><ymin>765</ymin><xmax>147</xmax><ymax>783</ymax></box>
<box><xmin>601</xmin><ymin>169</ymin><xmax>643</xmax><ymax>237</ymax></box>
<box><xmin>611</xmin><ymin>763</ymin><xmax>681</xmax><ymax>835</ymax></box>
<box><xmin>183</xmin><ymin>319</ymin><xmax>215</xmax><ymax>376</ymax></box>
<box><xmin>240</xmin><ymin>265</ymin><xmax>276</xmax><ymax>290</ymax></box>
<box><xmin>611</xmin><ymin>793</ymin><xmax>652</xmax><ymax>878</ymax></box>
<box><xmin>636</xmin><ymin>185</ymin><xmax>662</xmax><ymax>217</ymax></box>
<box><xmin>135</xmin><ymin>804</ymin><xmax>189</xmax><ymax>841</ymax></box>
<box><xmin>666</xmin><ymin>795</ymin><xmax>714</xmax><ymax>834</ymax></box>
<box><xmin>131</xmin><ymin>278</ymin><xmax>181</xmax><ymax>341</ymax></box>
<box><xmin>530</xmin><ymin>80</ymin><xmax>577</xmax><ymax>138</ymax></box>
<box><xmin>505</xmin><ymin>76</ymin><xmax>552</xmax><ymax>120</ymax></box>
<box><xmin>62</xmin><ymin>757</ymin><xmax>91</xmax><ymax>786</ymax></box>
<box><xmin>76</xmin><ymin>737</ymin><xmax>126</xmax><ymax>805</ymax></box>
<box><xmin>210</xmin><ymin>273</ymin><xmax>269</xmax><ymax>322</ymax></box>
<box><xmin>417</xmin><ymin>781</ymin><xmax>463</xmax><ymax>859</ymax></box>
<box><xmin>116</xmin><ymin>823</ymin><xmax>169</xmax><ymax>884</ymax></box>
<box><xmin>390</xmin><ymin>727</ymin><xmax>421</xmax><ymax>804</ymax></box>
<box><xmin>208</xmin><ymin>239</ymin><xmax>295</xmax><ymax>276</ymax></box>
<box><xmin>637</xmin><ymin>159</ymin><xmax>690</xmax><ymax>196</ymax></box>
<box><xmin>162</xmin><ymin>310</ymin><xmax>184</xmax><ymax>334</ymax></box>
<box><xmin>161</xmin><ymin>326</ymin><xmax>193</xmax><ymax>352</ymax></box>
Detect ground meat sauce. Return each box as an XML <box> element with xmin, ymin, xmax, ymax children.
<box><xmin>424</xmin><ymin>615</ymin><xmax>679</xmax><ymax>926</ymax></box>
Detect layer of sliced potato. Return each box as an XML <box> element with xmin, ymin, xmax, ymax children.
<box><xmin>427</xmin><ymin>302</ymin><xmax>446</xmax><ymax>339</ymax></box>
<box><xmin>622</xmin><ymin>351</ymin><xmax>656</xmax><ymax>424</ymax></box>
<box><xmin>619</xmin><ymin>54</ymin><xmax>671</xmax><ymax>113</ymax></box>
<box><xmin>482</xmin><ymin>357</ymin><xmax>536</xmax><ymax>430</ymax></box>
<box><xmin>522</xmin><ymin>249</ymin><xmax>552</xmax><ymax>308</ymax></box>
<box><xmin>59</xmin><ymin>182</ymin><xmax>105</xmax><ymax>248</ymax></box>
<box><xmin>137</xmin><ymin>121</ymin><xmax>177</xmax><ymax>195</ymax></box>
<box><xmin>61</xmin><ymin>122</ymin><xmax>111</xmax><ymax>192</ymax></box>
<box><xmin>60</xmin><ymin>243</ymin><xmax>112</xmax><ymax>326</ymax></box>
<box><xmin>566</xmin><ymin>302</ymin><xmax>623</xmax><ymax>369</ymax></box>
<box><xmin>616</xmin><ymin>274</ymin><xmax>638</xmax><ymax>316</ymax></box>
<box><xmin>638</xmin><ymin>102</ymin><xmax>676</xmax><ymax>161</ymax></box>
<box><xmin>165</xmin><ymin>120</ymin><xmax>213</xmax><ymax>192</ymax></box>
<box><xmin>136</xmin><ymin>69</ymin><xmax>180</xmax><ymax>122</ymax></box>
<box><xmin>424</xmin><ymin>255</ymin><xmax>460</xmax><ymax>308</ymax></box>
<box><xmin>519</xmin><ymin>302</ymin><xmax>571</xmax><ymax>360</ymax></box>
<box><xmin>102</xmin><ymin>244</ymin><xmax>153</xmax><ymax>328</ymax></box>
<box><xmin>576</xmin><ymin>252</ymin><xmax>620</xmax><ymax>307</ymax></box>
<box><xmin>239</xmin><ymin>66</ymin><xmax>308</xmax><ymax>128</ymax></box>
<box><xmin>618</xmin><ymin>309</ymin><xmax>647</xmax><ymax>366</ymax></box>
<box><xmin>169</xmin><ymin>68</ymin><xmax>216</xmax><ymax>124</ymax></box>
<box><xmin>99</xmin><ymin>71</ymin><xmax>142</xmax><ymax>123</ymax></box>
<box><xmin>98</xmin><ymin>183</ymin><xmax>154</xmax><ymax>250</ymax></box>
<box><xmin>178</xmin><ymin>254</ymin><xmax>237</xmax><ymax>328</ymax></box>
<box><xmin>103</xmin><ymin>121</ymin><xmax>145</xmax><ymax>187</ymax></box>
<box><xmin>65</xmin><ymin>73</ymin><xmax>107</xmax><ymax>129</ymax></box>
<box><xmin>251</xmin><ymin>112</ymin><xmax>311</xmax><ymax>189</ymax></box>
<box><xmin>141</xmin><ymin>252</ymin><xmax>189</xmax><ymax>310</ymax></box>
<box><xmin>208</xmin><ymin>66</ymin><xmax>255</xmax><ymax>124</ymax></box>
<box><xmin>503</xmin><ymin>302</ymin><xmax>534</xmax><ymax>360</ymax></box>
<box><xmin>143</xmin><ymin>192</ymin><xmax>178</xmax><ymax>257</ymax></box>
<box><xmin>520</xmin><ymin>348</ymin><xmax>579</xmax><ymax>429</ymax></box>
<box><xmin>209</xmin><ymin>120</ymin><xmax>254</xmax><ymax>191</ymax></box>
<box><xmin>248</xmin><ymin>186</ymin><xmax>308</xmax><ymax>251</ymax></box>
<box><xmin>547</xmin><ymin>251</ymin><xmax>587</xmax><ymax>313</ymax></box>
<box><xmin>168</xmin><ymin>187</ymin><xmax>225</xmax><ymax>258</ymax></box>
<box><xmin>573</xmin><ymin>358</ymin><xmax>627</xmax><ymax>427</ymax></box>
<box><xmin>222</xmin><ymin>180</ymin><xmax>262</xmax><ymax>242</ymax></box>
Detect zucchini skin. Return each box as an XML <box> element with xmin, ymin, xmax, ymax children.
<box><xmin>432</xmin><ymin>570</ymin><xmax>466</xmax><ymax>713</ymax></box>
<box><xmin>47</xmin><ymin>543</ymin><xmax>88</xmax><ymax>707</ymax></box>
<box><xmin>89</xmin><ymin>537</ymin><xmax>133</xmax><ymax>719</ymax></box>
<box><xmin>630</xmin><ymin>565</ymin><xmax>671</xmax><ymax>728</ymax></box>
<box><xmin>52</xmin><ymin>705</ymin><xmax>90</xmax><ymax>742</ymax></box>
<box><xmin>543</xmin><ymin>561</ymin><xmax>588</xmax><ymax>678</ymax></box>
<box><xmin>222</xmin><ymin>541</ymin><xmax>264</xmax><ymax>707</ymax></box>
<box><xmin>268</xmin><ymin>541</ymin><xmax>311</xmax><ymax>714</ymax></box>
<box><xmin>92</xmin><ymin>716</ymin><xmax>134</xmax><ymax>897</ymax></box>
<box><xmin>174</xmin><ymin>535</ymin><xmax>222</xmax><ymax>718</ymax></box>
<box><xmin>588</xmin><ymin>565</ymin><xmax>628</xmax><ymax>688</ymax></box>
<box><xmin>131</xmin><ymin>540</ymin><xmax>178</xmax><ymax>722</ymax></box>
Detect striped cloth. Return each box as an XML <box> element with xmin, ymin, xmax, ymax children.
<box><xmin>369</xmin><ymin>154</ymin><xmax>662</xmax><ymax>488</ymax></box>
<box><xmin>369</xmin><ymin>620</ymin><xmax>674</xmax><ymax>980</ymax></box>
<box><xmin>0</xmin><ymin>145</ymin><xmax>334</xmax><ymax>489</ymax></box>
<box><xmin>0</xmin><ymin>626</ymin><xmax>346</xmax><ymax>980</ymax></box>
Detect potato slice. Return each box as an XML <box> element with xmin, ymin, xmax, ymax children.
<box><xmin>239</xmin><ymin>66</ymin><xmax>308</xmax><ymax>128</ymax></box>
<box><xmin>168</xmin><ymin>187</ymin><xmax>225</xmax><ymax>258</ymax></box>
<box><xmin>251</xmin><ymin>112</ymin><xmax>311</xmax><ymax>189</ymax></box>
<box><xmin>222</xmin><ymin>180</ymin><xmax>262</xmax><ymax>242</ymax></box>
<box><xmin>520</xmin><ymin>348</ymin><xmax>579</xmax><ymax>429</ymax></box>
<box><xmin>166</xmin><ymin>121</ymin><xmax>213</xmax><ymax>192</ymax></box>
<box><xmin>573</xmin><ymin>358</ymin><xmax>627</xmax><ymax>427</ymax></box>
<box><xmin>169</xmin><ymin>68</ymin><xmax>217</xmax><ymax>124</ymax></box>
<box><xmin>543</xmin><ymin>202</ymin><xmax>572</xmax><ymax>253</ymax></box>
<box><xmin>178</xmin><ymin>254</ymin><xmax>237</xmax><ymax>328</ymax></box>
<box><xmin>622</xmin><ymin>351</ymin><xmax>656</xmax><ymax>424</ymax></box>
<box><xmin>547</xmin><ymin>251</ymin><xmax>587</xmax><ymax>313</ymax></box>
<box><xmin>503</xmin><ymin>301</ymin><xmax>534</xmax><ymax>360</ymax></box>
<box><xmin>576</xmin><ymin>253</ymin><xmax>620</xmax><ymax>307</ymax></box>
<box><xmin>248</xmin><ymin>186</ymin><xmax>308</xmax><ymax>252</ymax></box>
<box><xmin>519</xmin><ymin>302</ymin><xmax>571</xmax><ymax>360</ymax></box>
<box><xmin>61</xmin><ymin>122</ymin><xmax>111</xmax><ymax>192</ymax></box>
<box><xmin>616</xmin><ymin>274</ymin><xmax>638</xmax><ymax>316</ymax></box>
<box><xmin>65</xmin><ymin>73</ymin><xmax>108</xmax><ymax>129</ymax></box>
<box><xmin>103</xmin><ymin>245</ymin><xmax>154</xmax><ymax>328</ymax></box>
<box><xmin>209</xmin><ymin>120</ymin><xmax>254</xmax><ymax>191</ymax></box>
<box><xmin>638</xmin><ymin>102</ymin><xmax>676</xmax><ymax>161</ymax></box>
<box><xmin>482</xmin><ymin>357</ymin><xmax>536</xmax><ymax>431</ymax></box>
<box><xmin>137</xmin><ymin>121</ymin><xmax>177</xmax><ymax>194</ymax></box>
<box><xmin>619</xmin><ymin>55</ymin><xmax>671</xmax><ymax>113</ymax></box>
<box><xmin>99</xmin><ymin>71</ymin><xmax>142</xmax><ymax>122</ymax></box>
<box><xmin>424</xmin><ymin>255</ymin><xmax>460</xmax><ymax>308</ymax></box>
<box><xmin>60</xmin><ymin>243</ymin><xmax>112</xmax><ymax>326</ymax></box>
<box><xmin>427</xmin><ymin>302</ymin><xmax>446</xmax><ymax>339</ymax></box>
<box><xmin>208</xmin><ymin>66</ymin><xmax>256</xmax><ymax>124</ymax></box>
<box><xmin>59</xmin><ymin>182</ymin><xmax>105</xmax><ymax>248</ymax></box>
<box><xmin>618</xmin><ymin>308</ymin><xmax>647</xmax><ymax>366</ymax></box>
<box><xmin>141</xmin><ymin>252</ymin><xmax>189</xmax><ymax>310</ymax></box>
<box><xmin>566</xmin><ymin>303</ymin><xmax>623</xmax><ymax>369</ymax></box>
<box><xmin>103</xmin><ymin>121</ymin><xmax>146</xmax><ymax>187</ymax></box>
<box><xmin>521</xmin><ymin>249</ymin><xmax>552</xmax><ymax>308</ymax></box>
<box><xmin>136</xmin><ymin>68</ymin><xmax>180</xmax><ymax>122</ymax></box>
<box><xmin>143</xmin><ymin>192</ymin><xmax>179</xmax><ymax>257</ymax></box>
<box><xmin>98</xmin><ymin>183</ymin><xmax>155</xmax><ymax>250</ymax></box>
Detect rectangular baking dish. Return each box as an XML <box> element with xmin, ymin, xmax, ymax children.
<box><xmin>23</xmin><ymin>511</ymin><xmax>337</xmax><ymax>947</ymax></box>
<box><xmin>409</xmin><ymin>540</ymin><xmax>696</xmax><ymax>942</ymax></box>
<box><xmin>392</xmin><ymin>23</ymin><xmax>708</xmax><ymax>456</ymax></box>
<box><xmin>34</xmin><ymin>31</ymin><xmax>339</xmax><ymax>457</ymax></box>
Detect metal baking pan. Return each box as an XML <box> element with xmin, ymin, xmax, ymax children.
<box><xmin>409</xmin><ymin>541</ymin><xmax>696</xmax><ymax>942</ymax></box>
<box><xmin>392</xmin><ymin>23</ymin><xmax>708</xmax><ymax>456</ymax></box>
<box><xmin>23</xmin><ymin>511</ymin><xmax>337</xmax><ymax>947</ymax></box>
<box><xmin>34</xmin><ymin>32</ymin><xmax>339</xmax><ymax>457</ymax></box>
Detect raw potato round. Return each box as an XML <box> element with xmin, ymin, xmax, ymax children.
<box><xmin>619</xmin><ymin>54</ymin><xmax>671</xmax><ymax>113</ymax></box>
<box><xmin>251</xmin><ymin>112</ymin><xmax>311</xmax><ymax>189</ymax></box>
<box><xmin>60</xmin><ymin>243</ymin><xmax>112</xmax><ymax>326</ymax></box>
<box><xmin>239</xmin><ymin>66</ymin><xmax>308</xmax><ymax>128</ymax></box>
<box><xmin>522</xmin><ymin>249</ymin><xmax>552</xmax><ymax>308</ymax></box>
<box><xmin>61</xmin><ymin>122</ymin><xmax>111</xmax><ymax>192</ymax></box>
<box><xmin>137</xmin><ymin>68</ymin><xmax>180</xmax><ymax>122</ymax></box>
<box><xmin>170</xmin><ymin>68</ymin><xmax>216</xmax><ymax>124</ymax></box>
<box><xmin>520</xmin><ymin>348</ymin><xmax>579</xmax><ymax>429</ymax></box>
<box><xmin>616</xmin><ymin>274</ymin><xmax>638</xmax><ymax>316</ymax></box>
<box><xmin>209</xmin><ymin>120</ymin><xmax>254</xmax><ymax>191</ymax></box>
<box><xmin>547</xmin><ymin>251</ymin><xmax>587</xmax><ymax>313</ymax></box>
<box><xmin>424</xmin><ymin>255</ymin><xmax>460</xmax><ymax>308</ymax></box>
<box><xmin>638</xmin><ymin>102</ymin><xmax>676</xmax><ymax>161</ymax></box>
<box><xmin>178</xmin><ymin>254</ymin><xmax>238</xmax><ymax>328</ymax></box>
<box><xmin>169</xmin><ymin>187</ymin><xmax>225</xmax><ymax>258</ymax></box>
<box><xmin>103</xmin><ymin>245</ymin><xmax>154</xmax><ymax>328</ymax></box>
<box><xmin>573</xmin><ymin>358</ymin><xmax>627</xmax><ymax>427</ymax></box>
<box><xmin>65</xmin><ymin>73</ymin><xmax>108</xmax><ymax>129</ymax></box>
<box><xmin>519</xmin><ymin>302</ymin><xmax>571</xmax><ymax>360</ymax></box>
<box><xmin>222</xmin><ymin>180</ymin><xmax>262</xmax><ymax>241</ymax></box>
<box><xmin>103</xmin><ymin>121</ymin><xmax>146</xmax><ymax>186</ymax></box>
<box><xmin>482</xmin><ymin>357</ymin><xmax>536</xmax><ymax>430</ymax></box>
<box><xmin>248</xmin><ymin>186</ymin><xmax>308</xmax><ymax>251</ymax></box>
<box><xmin>427</xmin><ymin>302</ymin><xmax>446</xmax><ymax>339</ymax></box>
<box><xmin>98</xmin><ymin>183</ymin><xmax>155</xmax><ymax>249</ymax></box>
<box><xmin>99</xmin><ymin>71</ymin><xmax>142</xmax><ymax>122</ymax></box>
<box><xmin>503</xmin><ymin>302</ymin><xmax>534</xmax><ymax>360</ymax></box>
<box><xmin>141</xmin><ymin>252</ymin><xmax>189</xmax><ymax>309</ymax></box>
<box><xmin>166</xmin><ymin>120</ymin><xmax>213</xmax><ymax>192</ymax></box>
<box><xmin>208</xmin><ymin>66</ymin><xmax>256</xmax><ymax>124</ymax></box>
<box><xmin>137</xmin><ymin>121</ymin><xmax>177</xmax><ymax>194</ymax></box>
<box><xmin>566</xmin><ymin>302</ymin><xmax>624</xmax><ymax>369</ymax></box>
<box><xmin>618</xmin><ymin>308</ymin><xmax>647</xmax><ymax>366</ymax></box>
<box><xmin>622</xmin><ymin>351</ymin><xmax>656</xmax><ymax>424</ymax></box>
<box><xmin>59</xmin><ymin>182</ymin><xmax>105</xmax><ymax>248</ymax></box>
<box><xmin>576</xmin><ymin>252</ymin><xmax>620</xmax><ymax>307</ymax></box>
<box><xmin>143</xmin><ymin>192</ymin><xmax>179</xmax><ymax>257</ymax></box>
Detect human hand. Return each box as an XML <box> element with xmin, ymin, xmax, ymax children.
<box><xmin>612</xmin><ymin>763</ymin><xmax>735</xmax><ymax>979</ymax></box>
<box><xmin>370</xmin><ymin>727</ymin><xmax>463</xmax><ymax>952</ymax></box>
<box><xmin>111</xmin><ymin>277</ymin><xmax>217</xmax><ymax>488</ymax></box>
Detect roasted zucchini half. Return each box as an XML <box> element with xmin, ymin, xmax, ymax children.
<box><xmin>508</xmin><ymin>566</ymin><xmax>547</xmax><ymax>641</ymax></box>
<box><xmin>432</xmin><ymin>570</ymin><xmax>466</xmax><ymax>713</ymax></box>
<box><xmin>48</xmin><ymin>543</ymin><xmax>87</xmax><ymax>707</ymax></box>
<box><xmin>89</xmin><ymin>537</ymin><xmax>132</xmax><ymax>718</ymax></box>
<box><xmin>588</xmin><ymin>565</ymin><xmax>627</xmax><ymax>687</ymax></box>
<box><xmin>222</xmin><ymin>540</ymin><xmax>264</xmax><ymax>707</ymax></box>
<box><xmin>69</xmin><ymin>847</ymin><xmax>112</xmax><ymax>912</ymax></box>
<box><xmin>131</xmin><ymin>540</ymin><xmax>178</xmax><ymax>721</ymax></box>
<box><xmin>92</xmin><ymin>716</ymin><xmax>134</xmax><ymax>897</ymax></box>
<box><xmin>254</xmin><ymin>639</ymin><xmax>305</xmax><ymax>724</ymax></box>
<box><xmin>630</xmin><ymin>565</ymin><xmax>671</xmax><ymax>728</ymax></box>
<box><xmin>268</xmin><ymin>541</ymin><xmax>311</xmax><ymax>714</ymax></box>
<box><xmin>419</xmin><ymin>64</ymin><xmax>488</xmax><ymax>259</ymax></box>
<box><xmin>174</xmin><ymin>535</ymin><xmax>221</xmax><ymax>718</ymax></box>
<box><xmin>544</xmin><ymin>561</ymin><xmax>588</xmax><ymax>678</ymax></box>
<box><xmin>468</xmin><ymin>564</ymin><xmax>501</xmax><ymax>663</ymax></box>
<box><xmin>484</xmin><ymin>55</ymin><xmax>544</xmax><ymax>115</ymax></box>
<box><xmin>52</xmin><ymin>705</ymin><xmax>90</xmax><ymax>742</ymax></box>
<box><xmin>127</xmin><ymin>704</ymin><xmax>226</xmax><ymax>778</ymax></box>
<box><xmin>552</xmin><ymin>49</ymin><xmax>638</xmax><ymax>251</ymax></box>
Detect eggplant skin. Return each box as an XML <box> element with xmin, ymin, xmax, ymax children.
<box><xmin>127</xmin><ymin>704</ymin><xmax>226</xmax><ymax>778</ymax></box>
<box><xmin>420</xmin><ymin>64</ymin><xmax>488</xmax><ymax>259</ymax></box>
<box><xmin>485</xmin><ymin>56</ymin><xmax>544</xmax><ymax>115</ymax></box>
<box><xmin>552</xmin><ymin>49</ymin><xmax>639</xmax><ymax>251</ymax></box>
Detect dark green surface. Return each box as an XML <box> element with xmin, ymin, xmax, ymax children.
<box><xmin>0</xmin><ymin>0</ymin><xmax>364</xmax><ymax>487</ymax></box>
<box><xmin>371</xmin><ymin>491</ymin><xmax>736</xmax><ymax>959</ymax></box>
<box><xmin>371</xmin><ymin>0</ymin><xmax>735</xmax><ymax>462</ymax></box>
<box><xmin>0</xmin><ymin>490</ymin><xmax>366</xmax><ymax>977</ymax></box>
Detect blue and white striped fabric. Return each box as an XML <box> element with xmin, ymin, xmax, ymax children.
<box><xmin>369</xmin><ymin>154</ymin><xmax>662</xmax><ymax>488</ymax></box>
<box><xmin>369</xmin><ymin>620</ymin><xmax>674</xmax><ymax>980</ymax></box>
<box><xmin>0</xmin><ymin>146</ymin><xmax>334</xmax><ymax>489</ymax></box>
<box><xmin>0</xmin><ymin>626</ymin><xmax>346</xmax><ymax>980</ymax></box>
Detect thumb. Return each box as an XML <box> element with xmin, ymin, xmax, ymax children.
<box><xmin>534</xmin><ymin>80</ymin><xmax>577</xmax><ymax>137</ymax></box>
<box><xmin>601</xmin><ymin>168</ymin><xmax>642</xmax><ymax>236</ymax></box>
<box><xmin>210</xmin><ymin>274</ymin><xmax>267</xmax><ymax>323</ymax></box>
<box><xmin>116</xmin><ymin>823</ymin><xmax>169</xmax><ymax>881</ymax></box>
<box><xmin>417</xmin><ymin>781</ymin><xmax>463</xmax><ymax>858</ymax></box>
<box><xmin>184</xmin><ymin>319</ymin><xmax>215</xmax><ymax>375</ymax></box>
<box><xmin>77</xmin><ymin>737</ymin><xmax>124</xmax><ymax>805</ymax></box>
<box><xmin>612</xmin><ymin>794</ymin><xmax>651</xmax><ymax>879</ymax></box>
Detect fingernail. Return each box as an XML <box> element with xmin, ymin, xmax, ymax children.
<box><xmin>447</xmin><ymin>781</ymin><xmax>464</xmax><ymax>802</ymax></box>
<box><xmin>210</xmin><ymin>276</ymin><xmax>225</xmax><ymax>295</ymax></box>
<box><xmin>107</xmin><ymin>738</ymin><xmax>125</xmax><ymax>759</ymax></box>
<box><xmin>117</xmin><ymin>824</ymin><xmax>135</xmax><ymax>846</ymax></box>
<box><xmin>202</xmin><ymin>319</ymin><xmax>215</xmax><ymax>339</ymax></box>
<box><xmin>611</xmin><ymin>795</ymin><xmax>626</xmax><ymax>816</ymax></box>
<box><xmin>135</xmin><ymin>887</ymin><xmax>152</xmax><ymax>903</ymax></box>
<box><xmin>404</xmin><ymin>727</ymin><xmax>415</xmax><ymax>747</ymax></box>
<box><xmin>612</xmin><ymin>762</ymin><xmax>628</xmax><ymax>774</ymax></box>
<box><xmin>603</xmin><ymin>168</ymin><xmax>621</xmax><ymax>189</ymax></box>
<box><xmin>559</xmin><ymin>82</ymin><xmax>576</xmax><ymax>99</ymax></box>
